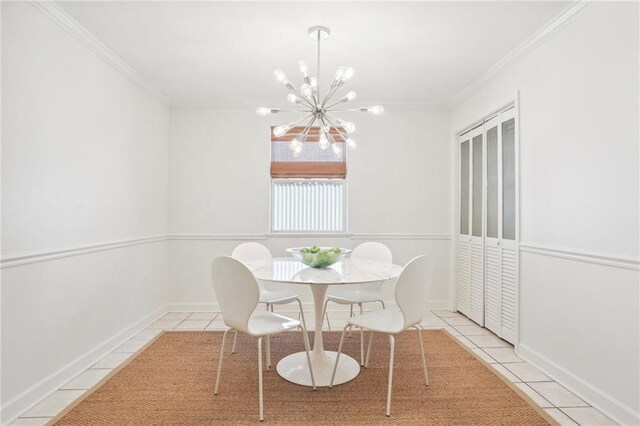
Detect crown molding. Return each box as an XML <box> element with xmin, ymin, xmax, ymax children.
<box><xmin>29</xmin><ymin>0</ymin><xmax>169</xmax><ymax>105</ymax></box>
<box><xmin>448</xmin><ymin>0</ymin><xmax>596</xmax><ymax>108</ymax></box>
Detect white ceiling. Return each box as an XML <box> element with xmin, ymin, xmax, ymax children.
<box><xmin>58</xmin><ymin>1</ymin><xmax>570</xmax><ymax>106</ymax></box>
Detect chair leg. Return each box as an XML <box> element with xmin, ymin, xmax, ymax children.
<box><xmin>414</xmin><ymin>326</ymin><xmax>429</xmax><ymax>386</ymax></box>
<box><xmin>378</xmin><ymin>300</ymin><xmax>386</xmax><ymax>309</ymax></box>
<box><xmin>365</xmin><ymin>331</ymin><xmax>375</xmax><ymax>368</ymax></box>
<box><xmin>386</xmin><ymin>335</ymin><xmax>395</xmax><ymax>417</ymax></box>
<box><xmin>321</xmin><ymin>299</ymin><xmax>331</xmax><ymax>331</ymax></box>
<box><xmin>295</xmin><ymin>298</ymin><xmax>308</xmax><ymax>333</ymax></box>
<box><xmin>358</xmin><ymin>303</ymin><xmax>364</xmax><ymax>366</ymax></box>
<box><xmin>214</xmin><ymin>328</ymin><xmax>230</xmax><ymax>395</ymax></box>
<box><xmin>348</xmin><ymin>305</ymin><xmax>354</xmax><ymax>338</ymax></box>
<box><xmin>330</xmin><ymin>325</ymin><xmax>350</xmax><ymax>388</ymax></box>
<box><xmin>265</xmin><ymin>305</ymin><xmax>271</xmax><ymax>371</ymax></box>
<box><xmin>299</xmin><ymin>325</ymin><xmax>317</xmax><ymax>390</ymax></box>
<box><xmin>231</xmin><ymin>330</ymin><xmax>238</xmax><ymax>354</ymax></box>
<box><xmin>257</xmin><ymin>337</ymin><xmax>264</xmax><ymax>422</ymax></box>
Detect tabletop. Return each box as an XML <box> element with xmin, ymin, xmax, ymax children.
<box><xmin>244</xmin><ymin>257</ymin><xmax>403</xmax><ymax>285</ymax></box>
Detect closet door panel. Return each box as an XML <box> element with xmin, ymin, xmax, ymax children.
<box><xmin>500</xmin><ymin>242</ymin><xmax>518</xmax><ymax>344</ymax></box>
<box><xmin>484</xmin><ymin>122</ymin><xmax>501</xmax><ymax>334</ymax></box>
<box><xmin>457</xmin><ymin>239</ymin><xmax>471</xmax><ymax>316</ymax></box>
<box><xmin>469</xmin><ymin>133</ymin><xmax>484</xmax><ymax>325</ymax></box>
<box><xmin>457</xmin><ymin>139</ymin><xmax>471</xmax><ymax>316</ymax></box>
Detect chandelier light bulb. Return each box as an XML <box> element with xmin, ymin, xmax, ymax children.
<box><xmin>290</xmin><ymin>137</ymin><xmax>303</xmax><ymax>156</ymax></box>
<box><xmin>367</xmin><ymin>105</ymin><xmax>385</xmax><ymax>115</ymax></box>
<box><xmin>273</xmin><ymin>69</ymin><xmax>288</xmax><ymax>85</ymax></box>
<box><xmin>331</xmin><ymin>143</ymin><xmax>343</xmax><ymax>157</ymax></box>
<box><xmin>341</xmin><ymin>67</ymin><xmax>355</xmax><ymax>82</ymax></box>
<box><xmin>346</xmin><ymin>137</ymin><xmax>357</xmax><ymax>150</ymax></box>
<box><xmin>310</xmin><ymin>77</ymin><xmax>318</xmax><ymax>89</ymax></box>
<box><xmin>287</xmin><ymin>94</ymin><xmax>300</xmax><ymax>104</ymax></box>
<box><xmin>300</xmin><ymin>83</ymin><xmax>313</xmax><ymax>99</ymax></box>
<box><xmin>343</xmin><ymin>121</ymin><xmax>356</xmax><ymax>134</ymax></box>
<box><xmin>334</xmin><ymin>66</ymin><xmax>346</xmax><ymax>82</ymax></box>
<box><xmin>256</xmin><ymin>107</ymin><xmax>271</xmax><ymax>116</ymax></box>
<box><xmin>297</xmin><ymin>60</ymin><xmax>309</xmax><ymax>76</ymax></box>
<box><xmin>344</xmin><ymin>91</ymin><xmax>357</xmax><ymax>101</ymax></box>
<box><xmin>319</xmin><ymin>132</ymin><xmax>329</xmax><ymax>150</ymax></box>
<box><xmin>273</xmin><ymin>124</ymin><xmax>292</xmax><ymax>137</ymax></box>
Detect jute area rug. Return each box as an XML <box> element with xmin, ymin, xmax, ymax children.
<box><xmin>50</xmin><ymin>330</ymin><xmax>556</xmax><ymax>425</ymax></box>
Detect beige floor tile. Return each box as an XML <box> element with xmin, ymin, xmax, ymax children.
<box><xmin>132</xmin><ymin>328</ymin><xmax>163</xmax><ymax>340</ymax></box>
<box><xmin>471</xmin><ymin>348</ymin><xmax>498</xmax><ymax>364</ymax></box>
<box><xmin>544</xmin><ymin>408</ymin><xmax>579</xmax><ymax>425</ymax></box>
<box><xmin>91</xmin><ymin>352</ymin><xmax>132</xmax><ymax>369</ymax></box>
<box><xmin>60</xmin><ymin>369</ymin><xmax>111</xmax><ymax>390</ymax></box>
<box><xmin>113</xmin><ymin>339</ymin><xmax>148</xmax><ymax>353</ymax></box>
<box><xmin>188</xmin><ymin>312</ymin><xmax>219</xmax><ymax>321</ymax></box>
<box><xmin>515</xmin><ymin>383</ymin><xmax>553</xmax><ymax>408</ymax></box>
<box><xmin>175</xmin><ymin>320</ymin><xmax>211</xmax><ymax>330</ymax></box>
<box><xmin>206</xmin><ymin>321</ymin><xmax>230</xmax><ymax>330</ymax></box>
<box><xmin>442</xmin><ymin>316</ymin><xmax>475</xmax><ymax>326</ymax></box>
<box><xmin>10</xmin><ymin>417</ymin><xmax>52</xmax><ymax>425</ymax></box>
<box><xmin>21</xmin><ymin>390</ymin><xmax>85</xmax><ymax>418</ymax></box>
<box><xmin>443</xmin><ymin>326</ymin><xmax>462</xmax><ymax>336</ymax></box>
<box><xmin>503</xmin><ymin>362</ymin><xmax>551</xmax><ymax>382</ymax></box>
<box><xmin>420</xmin><ymin>317</ymin><xmax>447</xmax><ymax>327</ymax></box>
<box><xmin>466</xmin><ymin>334</ymin><xmax>512</xmax><ymax>348</ymax></box>
<box><xmin>528</xmin><ymin>382</ymin><xmax>589</xmax><ymax>408</ymax></box>
<box><xmin>453</xmin><ymin>335</ymin><xmax>477</xmax><ymax>348</ymax></box>
<box><xmin>482</xmin><ymin>347</ymin><xmax>522</xmax><ymax>363</ymax></box>
<box><xmin>454</xmin><ymin>324</ymin><xmax>495</xmax><ymax>336</ymax></box>
<box><xmin>147</xmin><ymin>319</ymin><xmax>182</xmax><ymax>330</ymax></box>
<box><xmin>561</xmin><ymin>407</ymin><xmax>617</xmax><ymax>425</ymax></box>
<box><xmin>161</xmin><ymin>312</ymin><xmax>190</xmax><ymax>320</ymax></box>
<box><xmin>490</xmin><ymin>364</ymin><xmax>521</xmax><ymax>382</ymax></box>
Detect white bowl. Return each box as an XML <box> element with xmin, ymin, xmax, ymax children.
<box><xmin>286</xmin><ymin>247</ymin><xmax>352</xmax><ymax>269</ymax></box>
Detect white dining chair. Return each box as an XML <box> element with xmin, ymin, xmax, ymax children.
<box><xmin>211</xmin><ymin>256</ymin><xmax>316</xmax><ymax>422</ymax></box>
<box><xmin>329</xmin><ymin>255</ymin><xmax>430</xmax><ymax>417</ymax></box>
<box><xmin>232</xmin><ymin>242</ymin><xmax>307</xmax><ymax>370</ymax></box>
<box><xmin>322</xmin><ymin>242</ymin><xmax>392</xmax><ymax>365</ymax></box>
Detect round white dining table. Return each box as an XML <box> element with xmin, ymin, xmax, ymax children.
<box><xmin>245</xmin><ymin>257</ymin><xmax>403</xmax><ymax>387</ymax></box>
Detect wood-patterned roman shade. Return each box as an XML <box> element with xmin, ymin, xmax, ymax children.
<box><xmin>271</xmin><ymin>127</ymin><xmax>346</xmax><ymax>179</ymax></box>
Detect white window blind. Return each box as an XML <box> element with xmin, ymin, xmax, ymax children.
<box><xmin>271</xmin><ymin>179</ymin><xmax>346</xmax><ymax>233</ymax></box>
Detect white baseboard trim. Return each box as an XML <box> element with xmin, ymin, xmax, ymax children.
<box><xmin>166</xmin><ymin>300</ymin><xmax>450</xmax><ymax>314</ymax></box>
<box><xmin>517</xmin><ymin>343</ymin><xmax>639</xmax><ymax>426</ymax></box>
<box><xmin>1</xmin><ymin>305</ymin><xmax>168</xmax><ymax>425</ymax></box>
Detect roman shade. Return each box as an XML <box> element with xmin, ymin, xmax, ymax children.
<box><xmin>271</xmin><ymin>127</ymin><xmax>346</xmax><ymax>178</ymax></box>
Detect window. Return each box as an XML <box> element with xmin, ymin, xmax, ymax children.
<box><xmin>271</xmin><ymin>127</ymin><xmax>347</xmax><ymax>233</ymax></box>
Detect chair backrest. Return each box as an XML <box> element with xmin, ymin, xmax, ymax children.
<box><xmin>231</xmin><ymin>242</ymin><xmax>272</xmax><ymax>262</ymax></box>
<box><xmin>211</xmin><ymin>256</ymin><xmax>259</xmax><ymax>332</ymax></box>
<box><xmin>351</xmin><ymin>242</ymin><xmax>393</xmax><ymax>263</ymax></box>
<box><xmin>351</xmin><ymin>242</ymin><xmax>393</xmax><ymax>291</ymax></box>
<box><xmin>394</xmin><ymin>255</ymin><xmax>430</xmax><ymax>329</ymax></box>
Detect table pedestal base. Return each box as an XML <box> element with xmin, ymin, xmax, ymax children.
<box><xmin>276</xmin><ymin>351</ymin><xmax>360</xmax><ymax>387</ymax></box>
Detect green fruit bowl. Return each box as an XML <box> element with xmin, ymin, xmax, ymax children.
<box><xmin>287</xmin><ymin>247</ymin><xmax>352</xmax><ymax>269</ymax></box>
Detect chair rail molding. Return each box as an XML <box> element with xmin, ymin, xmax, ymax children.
<box><xmin>449</xmin><ymin>0</ymin><xmax>596</xmax><ymax>107</ymax></box>
<box><xmin>1</xmin><ymin>236</ymin><xmax>167</xmax><ymax>269</ymax></box>
<box><xmin>519</xmin><ymin>242</ymin><xmax>640</xmax><ymax>271</ymax></box>
<box><xmin>29</xmin><ymin>0</ymin><xmax>168</xmax><ymax>104</ymax></box>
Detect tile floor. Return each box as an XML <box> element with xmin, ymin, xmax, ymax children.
<box><xmin>11</xmin><ymin>310</ymin><xmax>617</xmax><ymax>426</ymax></box>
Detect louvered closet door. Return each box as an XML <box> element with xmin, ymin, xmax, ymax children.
<box><xmin>500</xmin><ymin>111</ymin><xmax>518</xmax><ymax>344</ymax></box>
<box><xmin>484</xmin><ymin>118</ymin><xmax>502</xmax><ymax>334</ymax></box>
<box><xmin>457</xmin><ymin>139</ymin><xmax>471</xmax><ymax>316</ymax></box>
<box><xmin>469</xmin><ymin>130</ymin><xmax>485</xmax><ymax>326</ymax></box>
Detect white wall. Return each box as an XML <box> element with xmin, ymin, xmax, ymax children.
<box><xmin>1</xmin><ymin>3</ymin><xmax>169</xmax><ymax>422</ymax></box>
<box><xmin>450</xmin><ymin>3</ymin><xmax>639</xmax><ymax>424</ymax></box>
<box><xmin>168</xmin><ymin>106</ymin><xmax>452</xmax><ymax>310</ymax></box>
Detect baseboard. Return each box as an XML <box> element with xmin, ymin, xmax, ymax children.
<box><xmin>1</xmin><ymin>305</ymin><xmax>168</xmax><ymax>425</ymax></box>
<box><xmin>166</xmin><ymin>300</ymin><xmax>450</xmax><ymax>314</ymax></box>
<box><xmin>517</xmin><ymin>343</ymin><xmax>639</xmax><ymax>426</ymax></box>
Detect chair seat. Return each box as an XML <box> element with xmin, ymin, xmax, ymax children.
<box><xmin>259</xmin><ymin>289</ymin><xmax>299</xmax><ymax>305</ymax></box>
<box><xmin>247</xmin><ymin>311</ymin><xmax>301</xmax><ymax>336</ymax></box>
<box><xmin>347</xmin><ymin>310</ymin><xmax>406</xmax><ymax>334</ymax></box>
<box><xmin>326</xmin><ymin>288</ymin><xmax>382</xmax><ymax>304</ymax></box>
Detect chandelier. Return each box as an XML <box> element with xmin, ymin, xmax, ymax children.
<box><xmin>257</xmin><ymin>26</ymin><xmax>384</xmax><ymax>157</ymax></box>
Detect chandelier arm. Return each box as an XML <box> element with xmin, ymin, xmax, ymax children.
<box><xmin>320</xmin><ymin>85</ymin><xmax>340</xmax><ymax>108</ymax></box>
<box><xmin>286</xmin><ymin>85</ymin><xmax>316</xmax><ymax>109</ymax></box>
<box><xmin>323</xmin><ymin>115</ymin><xmax>350</xmax><ymax>141</ymax></box>
<box><xmin>284</xmin><ymin>113</ymin><xmax>316</xmax><ymax>131</ymax></box>
<box><xmin>324</xmin><ymin>98</ymin><xmax>350</xmax><ymax>110</ymax></box>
